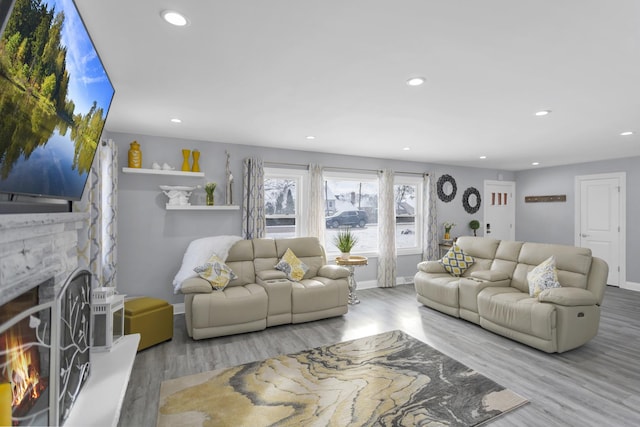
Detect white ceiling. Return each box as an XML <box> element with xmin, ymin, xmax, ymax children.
<box><xmin>75</xmin><ymin>0</ymin><xmax>640</xmax><ymax>171</ymax></box>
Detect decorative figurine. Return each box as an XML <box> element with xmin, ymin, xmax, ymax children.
<box><xmin>160</xmin><ymin>186</ymin><xmax>195</xmax><ymax>206</ymax></box>
<box><xmin>225</xmin><ymin>150</ymin><xmax>233</xmax><ymax>205</ymax></box>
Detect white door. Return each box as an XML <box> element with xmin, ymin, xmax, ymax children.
<box><xmin>575</xmin><ymin>173</ymin><xmax>625</xmax><ymax>286</ymax></box>
<box><xmin>483</xmin><ymin>180</ymin><xmax>516</xmax><ymax>241</ymax></box>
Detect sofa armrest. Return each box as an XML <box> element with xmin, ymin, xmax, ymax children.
<box><xmin>538</xmin><ymin>287</ymin><xmax>598</xmax><ymax>306</ymax></box>
<box><xmin>318</xmin><ymin>265</ymin><xmax>350</xmax><ymax>279</ymax></box>
<box><xmin>180</xmin><ymin>277</ymin><xmax>213</xmax><ymax>294</ymax></box>
<box><xmin>417</xmin><ymin>261</ymin><xmax>447</xmax><ymax>274</ymax></box>
<box><xmin>256</xmin><ymin>269</ymin><xmax>287</xmax><ymax>281</ymax></box>
<box><xmin>470</xmin><ymin>270</ymin><xmax>510</xmax><ymax>282</ymax></box>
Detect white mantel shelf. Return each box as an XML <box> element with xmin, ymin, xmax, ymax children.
<box><xmin>166</xmin><ymin>204</ymin><xmax>239</xmax><ymax>211</ymax></box>
<box><xmin>122</xmin><ymin>167</ymin><xmax>204</xmax><ymax>177</ymax></box>
<box><xmin>63</xmin><ymin>334</ymin><xmax>140</xmax><ymax>427</ymax></box>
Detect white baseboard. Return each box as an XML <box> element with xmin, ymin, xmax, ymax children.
<box><xmin>171</xmin><ymin>276</ymin><xmax>416</xmax><ymax>313</ymax></box>
<box><xmin>358</xmin><ymin>280</ymin><xmax>378</xmax><ymax>290</ymax></box>
<box><xmin>622</xmin><ymin>281</ymin><xmax>640</xmax><ymax>292</ymax></box>
<box><xmin>396</xmin><ymin>276</ymin><xmax>415</xmax><ymax>285</ymax></box>
<box><xmin>173</xmin><ymin>302</ymin><xmax>185</xmax><ymax>315</ymax></box>
<box><xmin>172</xmin><ymin>278</ymin><xmax>635</xmax><ymax>314</ymax></box>
<box><xmin>357</xmin><ymin>277</ymin><xmax>414</xmax><ymax>290</ymax></box>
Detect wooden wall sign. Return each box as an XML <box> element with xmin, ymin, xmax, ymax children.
<box><xmin>524</xmin><ymin>195</ymin><xmax>567</xmax><ymax>203</ymax></box>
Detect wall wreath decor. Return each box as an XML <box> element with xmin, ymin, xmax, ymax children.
<box><xmin>462</xmin><ymin>187</ymin><xmax>481</xmax><ymax>214</ymax></box>
<box><xmin>437</xmin><ymin>174</ymin><xmax>457</xmax><ymax>202</ymax></box>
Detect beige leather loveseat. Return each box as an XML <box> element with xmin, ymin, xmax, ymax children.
<box><xmin>414</xmin><ymin>236</ymin><xmax>608</xmax><ymax>353</ymax></box>
<box><xmin>181</xmin><ymin>237</ymin><xmax>349</xmax><ymax>340</ymax></box>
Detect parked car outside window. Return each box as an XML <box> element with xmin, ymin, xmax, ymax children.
<box><xmin>325</xmin><ymin>210</ymin><xmax>368</xmax><ymax>228</ymax></box>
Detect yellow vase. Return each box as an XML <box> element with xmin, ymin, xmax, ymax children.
<box><xmin>181</xmin><ymin>149</ymin><xmax>191</xmax><ymax>171</ymax></box>
<box><xmin>444</xmin><ymin>232</ymin><xmax>450</xmax><ymax>240</ymax></box>
<box><xmin>128</xmin><ymin>141</ymin><xmax>142</xmax><ymax>168</ymax></box>
<box><xmin>0</xmin><ymin>383</ymin><xmax>11</xmax><ymax>426</ymax></box>
<box><xmin>191</xmin><ymin>150</ymin><xmax>200</xmax><ymax>172</ymax></box>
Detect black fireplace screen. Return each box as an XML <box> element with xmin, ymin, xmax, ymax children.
<box><xmin>57</xmin><ymin>270</ymin><xmax>91</xmax><ymax>425</ymax></box>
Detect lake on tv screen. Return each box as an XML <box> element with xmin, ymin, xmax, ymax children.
<box><xmin>0</xmin><ymin>129</ymin><xmax>87</xmax><ymax>199</ymax></box>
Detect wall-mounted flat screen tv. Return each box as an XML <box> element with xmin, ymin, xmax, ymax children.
<box><xmin>0</xmin><ymin>0</ymin><xmax>114</xmax><ymax>201</ymax></box>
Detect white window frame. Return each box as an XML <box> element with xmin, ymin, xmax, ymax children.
<box><xmin>264</xmin><ymin>167</ymin><xmax>308</xmax><ymax>237</ymax></box>
<box><xmin>394</xmin><ymin>175</ymin><xmax>423</xmax><ymax>256</ymax></box>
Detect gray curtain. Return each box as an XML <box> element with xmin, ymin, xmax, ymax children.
<box><xmin>377</xmin><ymin>168</ymin><xmax>396</xmax><ymax>287</ymax></box>
<box><xmin>422</xmin><ymin>173</ymin><xmax>439</xmax><ymax>260</ymax></box>
<box><xmin>307</xmin><ymin>164</ymin><xmax>325</xmax><ymax>244</ymax></box>
<box><xmin>75</xmin><ymin>139</ymin><xmax>118</xmax><ymax>287</ymax></box>
<box><xmin>242</xmin><ymin>157</ymin><xmax>266</xmax><ymax>239</ymax></box>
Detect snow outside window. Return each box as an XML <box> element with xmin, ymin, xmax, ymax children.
<box><xmin>395</xmin><ymin>176</ymin><xmax>423</xmax><ymax>254</ymax></box>
<box><xmin>323</xmin><ymin>171</ymin><xmax>378</xmax><ymax>255</ymax></box>
<box><xmin>264</xmin><ymin>168</ymin><xmax>306</xmax><ymax>238</ymax></box>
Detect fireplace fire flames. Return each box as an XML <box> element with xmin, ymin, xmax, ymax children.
<box><xmin>0</xmin><ymin>319</ymin><xmax>48</xmax><ymax>422</ymax></box>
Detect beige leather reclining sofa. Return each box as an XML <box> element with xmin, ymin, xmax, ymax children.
<box><xmin>181</xmin><ymin>237</ymin><xmax>349</xmax><ymax>340</ymax></box>
<box><xmin>414</xmin><ymin>236</ymin><xmax>608</xmax><ymax>353</ymax></box>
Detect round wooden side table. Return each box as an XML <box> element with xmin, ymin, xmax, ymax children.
<box><xmin>335</xmin><ymin>255</ymin><xmax>368</xmax><ymax>305</ymax></box>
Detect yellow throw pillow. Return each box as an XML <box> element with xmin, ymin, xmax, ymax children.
<box><xmin>440</xmin><ymin>244</ymin><xmax>474</xmax><ymax>277</ymax></box>
<box><xmin>275</xmin><ymin>248</ymin><xmax>309</xmax><ymax>281</ymax></box>
<box><xmin>193</xmin><ymin>255</ymin><xmax>237</xmax><ymax>291</ymax></box>
<box><xmin>527</xmin><ymin>256</ymin><xmax>561</xmax><ymax>297</ymax></box>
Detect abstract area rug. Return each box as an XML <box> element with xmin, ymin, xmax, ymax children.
<box><xmin>157</xmin><ymin>330</ymin><xmax>527</xmax><ymax>427</ymax></box>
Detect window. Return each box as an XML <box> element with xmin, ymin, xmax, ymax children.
<box><xmin>263</xmin><ymin>167</ymin><xmax>423</xmax><ymax>255</ymax></box>
<box><xmin>264</xmin><ymin>168</ymin><xmax>306</xmax><ymax>238</ymax></box>
<box><xmin>394</xmin><ymin>176</ymin><xmax>423</xmax><ymax>254</ymax></box>
<box><xmin>323</xmin><ymin>171</ymin><xmax>378</xmax><ymax>254</ymax></box>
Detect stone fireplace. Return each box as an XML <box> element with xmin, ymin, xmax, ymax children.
<box><xmin>0</xmin><ymin>213</ymin><xmax>89</xmax><ymax>426</ymax></box>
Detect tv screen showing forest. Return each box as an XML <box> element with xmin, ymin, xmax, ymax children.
<box><xmin>0</xmin><ymin>0</ymin><xmax>114</xmax><ymax>201</ymax></box>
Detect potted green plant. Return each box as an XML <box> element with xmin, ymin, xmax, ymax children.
<box><xmin>205</xmin><ymin>182</ymin><xmax>216</xmax><ymax>206</ymax></box>
<box><xmin>443</xmin><ymin>222</ymin><xmax>455</xmax><ymax>240</ymax></box>
<box><xmin>469</xmin><ymin>220</ymin><xmax>480</xmax><ymax>236</ymax></box>
<box><xmin>333</xmin><ymin>227</ymin><xmax>358</xmax><ymax>260</ymax></box>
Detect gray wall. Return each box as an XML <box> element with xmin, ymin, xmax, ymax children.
<box><xmin>110</xmin><ymin>131</ymin><xmax>513</xmax><ymax>303</ymax></box>
<box><xmin>515</xmin><ymin>156</ymin><xmax>640</xmax><ymax>283</ymax></box>
<box><xmin>431</xmin><ymin>166</ymin><xmax>515</xmax><ymax>241</ymax></box>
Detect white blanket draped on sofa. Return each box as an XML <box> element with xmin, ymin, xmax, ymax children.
<box><xmin>172</xmin><ymin>235</ymin><xmax>243</xmax><ymax>293</ymax></box>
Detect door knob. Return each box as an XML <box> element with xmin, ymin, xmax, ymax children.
<box><xmin>581</xmin><ymin>233</ymin><xmax>589</xmax><ymax>237</ymax></box>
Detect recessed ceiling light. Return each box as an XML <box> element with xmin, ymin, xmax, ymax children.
<box><xmin>406</xmin><ymin>77</ymin><xmax>426</xmax><ymax>87</ymax></box>
<box><xmin>402</xmin><ymin>147</ymin><xmax>410</xmax><ymax>151</ymax></box>
<box><xmin>161</xmin><ymin>10</ymin><xmax>189</xmax><ymax>26</ymax></box>
<box><xmin>306</xmin><ymin>135</ymin><xmax>315</xmax><ymax>140</ymax></box>
<box><xmin>535</xmin><ymin>110</ymin><xmax>551</xmax><ymax>116</ymax></box>
<box><xmin>532</xmin><ymin>162</ymin><xmax>540</xmax><ymax>166</ymax></box>
<box><xmin>170</xmin><ymin>118</ymin><xmax>182</xmax><ymax>123</ymax></box>
<box><xmin>620</xmin><ymin>131</ymin><xmax>634</xmax><ymax>136</ymax></box>
<box><xmin>479</xmin><ymin>156</ymin><xmax>487</xmax><ymax>159</ymax></box>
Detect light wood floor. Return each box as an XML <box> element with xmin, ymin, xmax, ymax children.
<box><xmin>119</xmin><ymin>285</ymin><xmax>640</xmax><ymax>427</ymax></box>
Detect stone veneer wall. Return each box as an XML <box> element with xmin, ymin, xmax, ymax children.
<box><xmin>0</xmin><ymin>213</ymin><xmax>88</xmax><ymax>306</ymax></box>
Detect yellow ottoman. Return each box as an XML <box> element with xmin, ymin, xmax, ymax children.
<box><xmin>124</xmin><ymin>297</ymin><xmax>173</xmax><ymax>351</ymax></box>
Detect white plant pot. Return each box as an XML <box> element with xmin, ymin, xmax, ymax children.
<box><xmin>341</xmin><ymin>252</ymin><xmax>351</xmax><ymax>260</ymax></box>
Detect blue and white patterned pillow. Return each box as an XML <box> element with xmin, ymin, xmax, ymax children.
<box><xmin>527</xmin><ymin>256</ymin><xmax>561</xmax><ymax>297</ymax></box>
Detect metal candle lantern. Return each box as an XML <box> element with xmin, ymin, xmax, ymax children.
<box><xmin>90</xmin><ymin>288</ymin><xmax>125</xmax><ymax>352</ymax></box>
